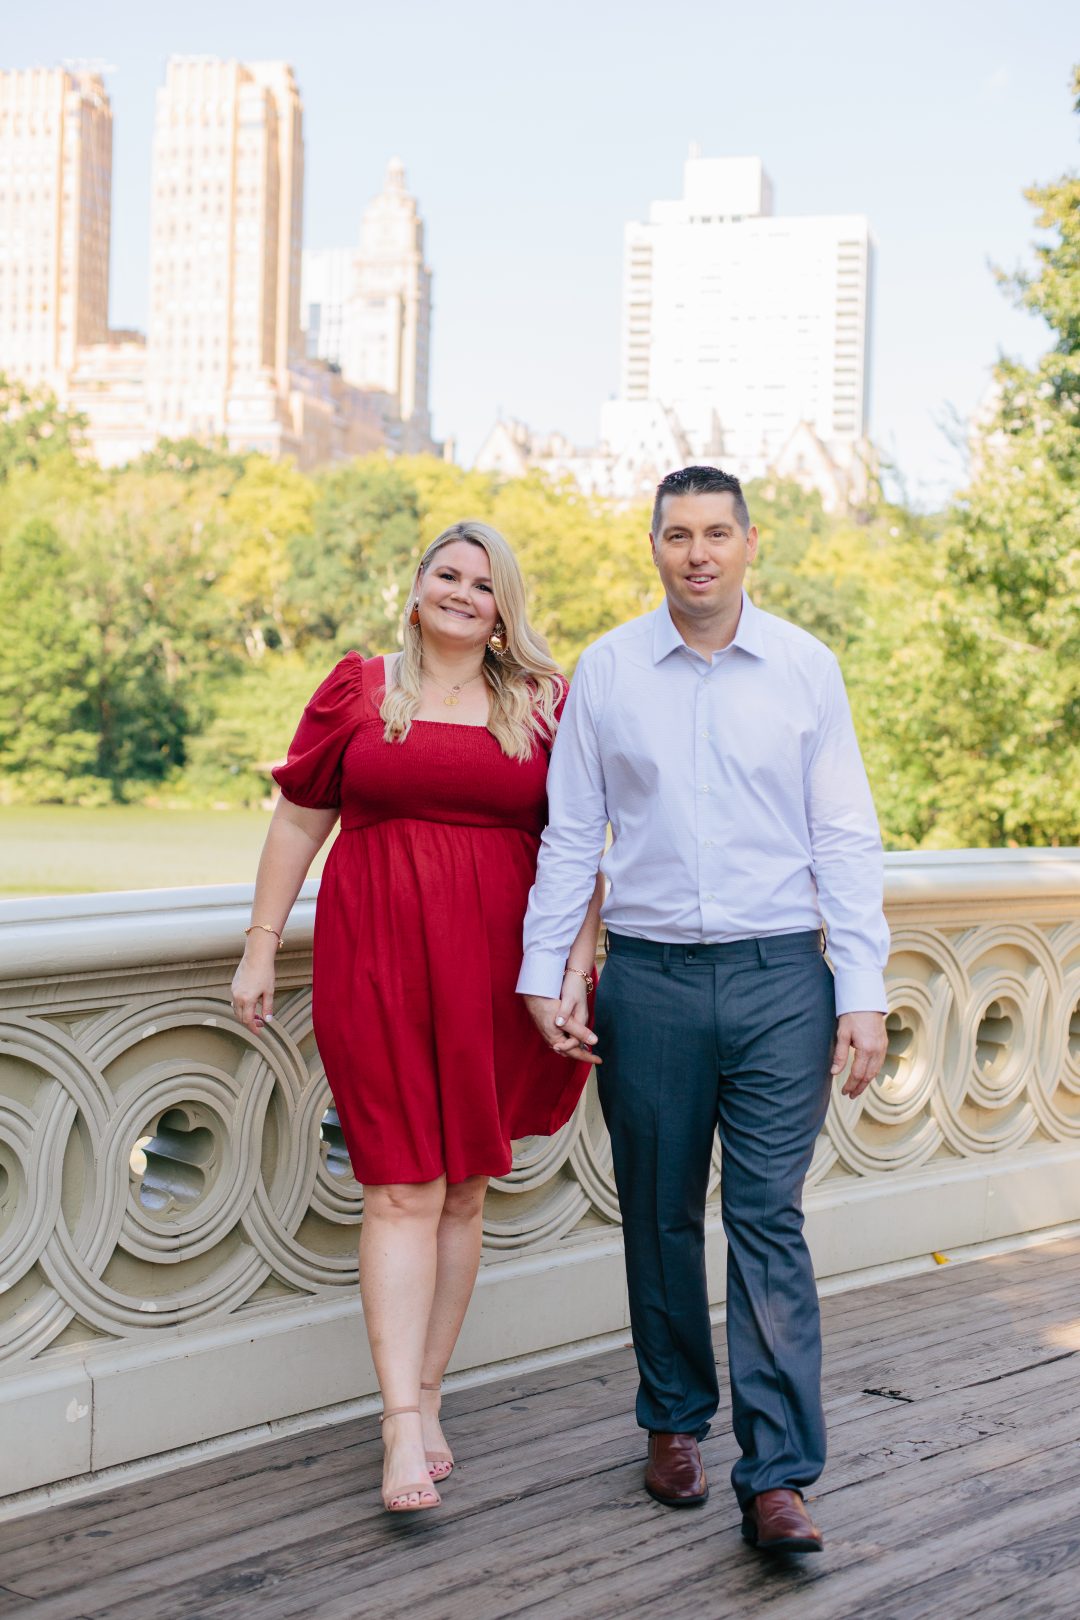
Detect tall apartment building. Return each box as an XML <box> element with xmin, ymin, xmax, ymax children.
<box><xmin>145</xmin><ymin>56</ymin><xmax>305</xmax><ymax>454</ymax></box>
<box><xmin>0</xmin><ymin>67</ymin><xmax>112</xmax><ymax>390</ymax></box>
<box><xmin>300</xmin><ymin>247</ymin><xmax>351</xmax><ymax>368</ymax></box>
<box><xmin>607</xmin><ymin>153</ymin><xmax>873</xmax><ymax>487</ymax></box>
<box><xmin>301</xmin><ymin>160</ymin><xmax>435</xmax><ymax>452</ymax></box>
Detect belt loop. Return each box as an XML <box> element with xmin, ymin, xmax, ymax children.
<box><xmin>662</xmin><ymin>945</ymin><xmax>672</xmax><ymax>975</ymax></box>
<box><xmin>756</xmin><ymin>938</ymin><xmax>768</xmax><ymax>968</ymax></box>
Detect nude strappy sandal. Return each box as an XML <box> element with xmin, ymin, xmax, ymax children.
<box><xmin>421</xmin><ymin>1381</ymin><xmax>455</xmax><ymax>1482</ymax></box>
<box><xmin>380</xmin><ymin>1406</ymin><xmax>441</xmax><ymax>1512</ymax></box>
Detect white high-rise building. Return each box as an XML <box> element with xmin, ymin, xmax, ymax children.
<box><xmin>145</xmin><ymin>56</ymin><xmax>305</xmax><ymax>454</ymax></box>
<box><xmin>300</xmin><ymin>247</ymin><xmax>351</xmax><ymax>368</ymax></box>
<box><xmin>607</xmin><ymin>153</ymin><xmax>873</xmax><ymax>486</ymax></box>
<box><xmin>0</xmin><ymin>67</ymin><xmax>112</xmax><ymax>391</ymax></box>
<box><xmin>302</xmin><ymin>160</ymin><xmax>435</xmax><ymax>452</ymax></box>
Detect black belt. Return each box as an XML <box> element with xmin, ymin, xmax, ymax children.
<box><xmin>605</xmin><ymin>929</ymin><xmax>824</xmax><ymax>966</ymax></box>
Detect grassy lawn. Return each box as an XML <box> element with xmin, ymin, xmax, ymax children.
<box><xmin>0</xmin><ymin>807</ymin><xmax>330</xmax><ymax>899</ymax></box>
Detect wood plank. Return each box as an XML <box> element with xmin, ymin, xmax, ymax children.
<box><xmin>5</xmin><ymin>1234</ymin><xmax>1080</xmax><ymax>1620</ymax></box>
<box><xmin>270</xmin><ymin>1362</ymin><xmax>1080</xmax><ymax>1620</ymax></box>
<box><xmin>820</xmin><ymin>1271</ymin><xmax>1080</xmax><ymax>1366</ymax></box>
<box><xmin>3</xmin><ymin>1245</ymin><xmax>1069</xmax><ymax>1558</ymax></box>
<box><xmin>86</xmin><ymin>1378</ymin><xmax>1080</xmax><ymax>1620</ymax></box>
<box><xmin>516</xmin><ymin>1441</ymin><xmax>1080</xmax><ymax>1620</ymax></box>
<box><xmin>0</xmin><ymin>1357</ymin><xmax>638</xmax><ymax>1562</ymax></box>
<box><xmin>845</xmin><ymin>1514</ymin><xmax>1080</xmax><ymax>1620</ymax></box>
<box><xmin>980</xmin><ymin>1567</ymin><xmax>1080</xmax><ymax>1620</ymax></box>
<box><xmin>5</xmin><ymin>1400</ymin><xmax>664</xmax><ymax>1612</ymax></box>
<box><xmin>817</xmin><ymin>1262</ymin><xmax>1080</xmax><ymax>1347</ymax></box>
<box><xmin>0</xmin><ymin>1587</ymin><xmax>44</xmax><ymax>1618</ymax></box>
<box><xmin>0</xmin><ymin>1369</ymin><xmax>644</xmax><ymax>1590</ymax></box>
<box><xmin>8</xmin><ymin>1360</ymin><xmax>1075</xmax><ymax>1613</ymax></box>
<box><xmin>817</xmin><ymin>1237</ymin><xmax>1080</xmax><ymax>1322</ymax></box>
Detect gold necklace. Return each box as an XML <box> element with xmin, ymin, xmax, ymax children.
<box><xmin>422</xmin><ymin>664</ymin><xmax>484</xmax><ymax>708</ymax></box>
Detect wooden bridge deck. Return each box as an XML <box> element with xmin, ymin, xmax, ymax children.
<box><xmin>3</xmin><ymin>1235</ymin><xmax>1080</xmax><ymax>1620</ymax></box>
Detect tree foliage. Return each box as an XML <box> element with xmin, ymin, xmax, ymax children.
<box><xmin>888</xmin><ymin>63</ymin><xmax>1080</xmax><ymax>846</ymax></box>
<box><xmin>0</xmin><ymin>69</ymin><xmax>1077</xmax><ymax>838</ymax></box>
<box><xmin>0</xmin><ymin>374</ymin><xmax>85</xmax><ymax>482</ymax></box>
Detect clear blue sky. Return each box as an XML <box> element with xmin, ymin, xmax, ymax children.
<box><xmin>6</xmin><ymin>0</ymin><xmax>1077</xmax><ymax>505</ymax></box>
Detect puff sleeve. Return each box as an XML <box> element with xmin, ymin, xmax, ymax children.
<box><xmin>271</xmin><ymin>652</ymin><xmax>369</xmax><ymax>810</ymax></box>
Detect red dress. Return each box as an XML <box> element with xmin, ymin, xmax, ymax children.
<box><xmin>273</xmin><ymin>653</ymin><xmax>590</xmax><ymax>1185</ymax></box>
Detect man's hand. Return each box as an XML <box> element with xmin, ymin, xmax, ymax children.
<box><xmin>524</xmin><ymin>989</ymin><xmax>601</xmax><ymax>1066</ymax></box>
<box><xmin>832</xmin><ymin>1011</ymin><xmax>888</xmax><ymax>1098</ymax></box>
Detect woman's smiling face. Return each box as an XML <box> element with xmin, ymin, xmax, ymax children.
<box><xmin>416</xmin><ymin>539</ymin><xmax>499</xmax><ymax>646</ymax></box>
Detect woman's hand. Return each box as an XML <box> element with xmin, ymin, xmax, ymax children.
<box><xmin>523</xmin><ymin>971</ymin><xmax>600</xmax><ymax>1066</ymax></box>
<box><xmin>231</xmin><ymin>940</ymin><xmax>277</xmax><ymax>1034</ymax></box>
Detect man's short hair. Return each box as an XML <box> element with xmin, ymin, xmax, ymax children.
<box><xmin>651</xmin><ymin>465</ymin><xmax>751</xmax><ymax>536</ymax></box>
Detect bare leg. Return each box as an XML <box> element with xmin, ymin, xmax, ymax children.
<box><xmin>360</xmin><ymin>1177</ymin><xmax>445</xmax><ymax>1508</ymax></box>
<box><xmin>420</xmin><ymin>1176</ymin><xmax>488</xmax><ymax>1465</ymax></box>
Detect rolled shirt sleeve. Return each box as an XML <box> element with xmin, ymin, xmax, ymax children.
<box><xmin>517</xmin><ymin>657</ymin><xmax>609</xmax><ymax>999</ymax></box>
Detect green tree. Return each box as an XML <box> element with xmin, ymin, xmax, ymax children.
<box><xmin>912</xmin><ymin>65</ymin><xmax>1080</xmax><ymax>844</ymax></box>
<box><xmin>286</xmin><ymin>458</ymin><xmax>423</xmax><ymax>654</ymax></box>
<box><xmin>217</xmin><ymin>457</ymin><xmax>316</xmax><ymax>658</ymax></box>
<box><xmin>0</xmin><ymin>375</ymin><xmax>85</xmax><ymax>482</ymax></box>
<box><xmin>133</xmin><ymin>437</ymin><xmax>247</xmax><ymax>478</ymax></box>
<box><xmin>0</xmin><ymin>518</ymin><xmax>101</xmax><ymax>801</ymax></box>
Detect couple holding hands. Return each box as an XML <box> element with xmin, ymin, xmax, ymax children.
<box><xmin>231</xmin><ymin>463</ymin><xmax>889</xmax><ymax>1554</ymax></box>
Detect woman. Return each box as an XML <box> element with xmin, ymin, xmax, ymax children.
<box><xmin>231</xmin><ymin>521</ymin><xmax>603</xmax><ymax>1514</ymax></box>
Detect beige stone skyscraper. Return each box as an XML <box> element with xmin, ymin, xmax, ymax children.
<box><xmin>0</xmin><ymin>67</ymin><xmax>112</xmax><ymax>390</ymax></box>
<box><xmin>341</xmin><ymin>159</ymin><xmax>433</xmax><ymax>450</ymax></box>
<box><xmin>145</xmin><ymin>56</ymin><xmax>305</xmax><ymax>455</ymax></box>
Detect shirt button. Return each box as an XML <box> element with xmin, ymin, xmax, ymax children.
<box><xmin>701</xmin><ymin>730</ymin><xmax>710</xmax><ymax>739</ymax></box>
<box><xmin>705</xmin><ymin>892</ymin><xmax>715</xmax><ymax>901</ymax></box>
<box><xmin>700</xmin><ymin>785</ymin><xmax>710</xmax><ymax>795</ymax></box>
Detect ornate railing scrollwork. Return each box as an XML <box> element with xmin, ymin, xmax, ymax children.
<box><xmin>1</xmin><ymin>852</ymin><xmax>1078</xmax><ymax>1392</ymax></box>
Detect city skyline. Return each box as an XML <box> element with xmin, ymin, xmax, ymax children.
<box><xmin>302</xmin><ymin>159</ymin><xmax>433</xmax><ymax>452</ymax></box>
<box><xmin>0</xmin><ymin>59</ymin><xmax>436</xmax><ymax>469</ymax></box>
<box><xmin>1</xmin><ymin>1</ymin><xmax>1077</xmax><ymax>504</ymax></box>
<box><xmin>611</xmin><ymin>153</ymin><xmax>872</xmax><ymax>478</ymax></box>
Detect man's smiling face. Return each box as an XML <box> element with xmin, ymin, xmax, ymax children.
<box><xmin>650</xmin><ymin>490</ymin><xmax>759</xmax><ymax>624</ymax></box>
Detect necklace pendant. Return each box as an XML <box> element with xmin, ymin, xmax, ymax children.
<box><xmin>443</xmin><ymin>692</ymin><xmax>460</xmax><ymax>708</ymax></box>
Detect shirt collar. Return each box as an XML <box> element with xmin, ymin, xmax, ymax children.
<box><xmin>651</xmin><ymin>590</ymin><xmax>767</xmax><ymax>665</ymax></box>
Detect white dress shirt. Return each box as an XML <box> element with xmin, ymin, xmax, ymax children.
<box><xmin>518</xmin><ymin>592</ymin><xmax>889</xmax><ymax>1015</ymax></box>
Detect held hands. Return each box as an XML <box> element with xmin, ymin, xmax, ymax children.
<box><xmin>832</xmin><ymin>1011</ymin><xmax>888</xmax><ymax>1099</ymax></box>
<box><xmin>230</xmin><ymin>935</ymin><xmax>277</xmax><ymax>1034</ymax></box>
<box><xmin>524</xmin><ymin>972</ymin><xmax>601</xmax><ymax>1066</ymax></box>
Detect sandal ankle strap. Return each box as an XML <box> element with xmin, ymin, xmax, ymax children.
<box><xmin>380</xmin><ymin>1404</ymin><xmax>421</xmax><ymax>1422</ymax></box>
<box><xmin>420</xmin><ymin>1382</ymin><xmax>441</xmax><ymax>1392</ymax></box>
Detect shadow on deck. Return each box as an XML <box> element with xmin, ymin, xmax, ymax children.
<box><xmin>3</xmin><ymin>1236</ymin><xmax>1080</xmax><ymax>1620</ymax></box>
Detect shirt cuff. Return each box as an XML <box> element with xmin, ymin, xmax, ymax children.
<box><xmin>832</xmin><ymin>967</ymin><xmax>888</xmax><ymax>1017</ymax></box>
<box><xmin>516</xmin><ymin>949</ymin><xmax>568</xmax><ymax>1000</ymax></box>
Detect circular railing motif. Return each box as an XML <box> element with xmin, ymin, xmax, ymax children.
<box><xmin>1</xmin><ymin>907</ymin><xmax>1077</xmax><ymax>1365</ymax></box>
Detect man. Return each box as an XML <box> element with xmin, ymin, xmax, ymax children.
<box><xmin>519</xmin><ymin>465</ymin><xmax>888</xmax><ymax>1554</ymax></box>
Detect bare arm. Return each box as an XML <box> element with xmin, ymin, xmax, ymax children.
<box><xmin>230</xmin><ymin>797</ymin><xmax>338</xmax><ymax>1033</ymax></box>
<box><xmin>527</xmin><ymin>871</ymin><xmax>605</xmax><ymax>1066</ymax></box>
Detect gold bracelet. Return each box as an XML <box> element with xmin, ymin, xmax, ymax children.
<box><xmin>245</xmin><ymin>923</ymin><xmax>283</xmax><ymax>950</ymax></box>
<box><xmin>564</xmin><ymin>965</ymin><xmax>594</xmax><ymax>995</ymax></box>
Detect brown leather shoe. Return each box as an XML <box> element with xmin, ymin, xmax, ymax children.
<box><xmin>644</xmin><ymin>1432</ymin><xmax>709</xmax><ymax>1507</ymax></box>
<box><xmin>741</xmin><ymin>1488</ymin><xmax>822</xmax><ymax>1552</ymax></box>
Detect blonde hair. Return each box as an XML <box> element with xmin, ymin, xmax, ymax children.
<box><xmin>381</xmin><ymin>521</ymin><xmax>563</xmax><ymax>761</ymax></box>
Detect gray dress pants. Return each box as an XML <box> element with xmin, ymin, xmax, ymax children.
<box><xmin>595</xmin><ymin>930</ymin><xmax>835</xmax><ymax>1508</ymax></box>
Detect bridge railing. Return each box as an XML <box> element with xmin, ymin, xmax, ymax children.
<box><xmin>2</xmin><ymin>848</ymin><xmax>1078</xmax><ymax>1500</ymax></box>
